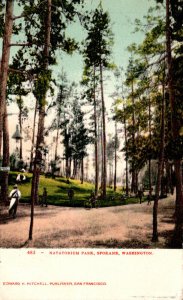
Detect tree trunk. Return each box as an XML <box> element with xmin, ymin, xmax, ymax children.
<box><xmin>148</xmin><ymin>159</ymin><xmax>152</xmax><ymax>197</ymax></box>
<box><xmin>29</xmin><ymin>165</ymin><xmax>38</xmax><ymax>239</ymax></box>
<box><xmin>114</xmin><ymin>120</ymin><xmax>117</xmax><ymax>191</ymax></box>
<box><xmin>29</xmin><ymin>99</ymin><xmax>37</xmax><ymax>172</ymax></box>
<box><xmin>93</xmin><ymin>66</ymin><xmax>99</xmax><ymax>197</ymax></box>
<box><xmin>160</xmin><ymin>163</ymin><xmax>165</xmax><ymax>197</ymax></box>
<box><xmin>54</xmin><ymin>105</ymin><xmax>61</xmax><ymax>162</ymax></box>
<box><xmin>54</xmin><ymin>126</ymin><xmax>59</xmax><ymax>161</ymax></box>
<box><xmin>65</xmin><ymin>127</ymin><xmax>70</xmax><ymax>179</ymax></box>
<box><xmin>131</xmin><ymin>79</ymin><xmax>136</xmax><ymax>194</ymax></box>
<box><xmin>152</xmin><ymin>83</ymin><xmax>165</xmax><ymax>242</ymax></box>
<box><xmin>73</xmin><ymin>159</ymin><xmax>78</xmax><ymax>179</ymax></box>
<box><xmin>19</xmin><ymin>98</ymin><xmax>23</xmax><ymax>160</ymax></box>
<box><xmin>1</xmin><ymin>105</ymin><xmax>10</xmax><ymax>204</ymax></box>
<box><xmin>99</xmin><ymin>61</ymin><xmax>107</xmax><ymax>199</ymax></box>
<box><xmin>124</xmin><ymin>112</ymin><xmax>129</xmax><ymax>196</ymax></box>
<box><xmin>0</xmin><ymin>0</ymin><xmax>14</xmax><ymax>204</ymax></box>
<box><xmin>166</xmin><ymin>0</ymin><xmax>183</xmax><ymax>248</ymax></box>
<box><xmin>100</xmin><ymin>118</ymin><xmax>104</xmax><ymax>191</ymax></box>
<box><xmin>80</xmin><ymin>157</ymin><xmax>84</xmax><ymax>184</ymax></box>
<box><xmin>72</xmin><ymin>159</ymin><xmax>76</xmax><ymax>178</ymax></box>
<box><xmin>29</xmin><ymin>0</ymin><xmax>51</xmax><ymax>240</ymax></box>
<box><xmin>135</xmin><ymin>170</ymin><xmax>138</xmax><ymax>194</ymax></box>
<box><xmin>173</xmin><ymin>160</ymin><xmax>183</xmax><ymax>247</ymax></box>
<box><xmin>148</xmin><ymin>93</ymin><xmax>152</xmax><ymax>199</ymax></box>
<box><xmin>85</xmin><ymin>156</ymin><xmax>89</xmax><ymax>181</ymax></box>
<box><xmin>69</xmin><ymin>157</ymin><xmax>72</xmax><ymax>178</ymax></box>
<box><xmin>165</xmin><ymin>161</ymin><xmax>171</xmax><ymax>194</ymax></box>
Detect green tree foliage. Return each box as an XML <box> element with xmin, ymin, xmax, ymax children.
<box><xmin>70</xmin><ymin>98</ymin><xmax>90</xmax><ymax>163</ymax></box>
<box><xmin>83</xmin><ymin>6</ymin><xmax>113</xmax><ymax>68</ymax></box>
<box><xmin>0</xmin><ymin>1</ymin><xmax>5</xmax><ymax>38</ymax></box>
<box><xmin>62</xmin><ymin>89</ymin><xmax>90</xmax><ymax>179</ymax></box>
<box><xmin>82</xmin><ymin>4</ymin><xmax>113</xmax><ymax>198</ymax></box>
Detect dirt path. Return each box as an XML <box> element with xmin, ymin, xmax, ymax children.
<box><xmin>0</xmin><ymin>195</ymin><xmax>175</xmax><ymax>248</ymax></box>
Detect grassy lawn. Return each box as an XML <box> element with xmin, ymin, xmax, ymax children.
<box><xmin>7</xmin><ymin>172</ymin><xmax>148</xmax><ymax>207</ymax></box>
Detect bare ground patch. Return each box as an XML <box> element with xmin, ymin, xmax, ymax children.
<box><xmin>0</xmin><ymin>195</ymin><xmax>176</xmax><ymax>248</ymax></box>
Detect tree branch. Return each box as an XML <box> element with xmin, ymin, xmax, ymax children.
<box><xmin>12</xmin><ymin>13</ymin><xmax>25</xmax><ymax>20</ymax></box>
<box><xmin>8</xmin><ymin>68</ymin><xmax>37</xmax><ymax>81</ymax></box>
<box><xmin>8</xmin><ymin>68</ymin><xmax>26</xmax><ymax>74</ymax></box>
<box><xmin>9</xmin><ymin>43</ymin><xmax>32</xmax><ymax>47</ymax></box>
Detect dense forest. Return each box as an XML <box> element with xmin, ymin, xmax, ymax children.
<box><xmin>0</xmin><ymin>0</ymin><xmax>182</xmax><ymax>248</ymax></box>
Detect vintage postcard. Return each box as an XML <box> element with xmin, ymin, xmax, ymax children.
<box><xmin>0</xmin><ymin>0</ymin><xmax>183</xmax><ymax>299</ymax></box>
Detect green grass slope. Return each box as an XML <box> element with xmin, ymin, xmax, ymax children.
<box><xmin>7</xmin><ymin>172</ymin><xmax>148</xmax><ymax>207</ymax></box>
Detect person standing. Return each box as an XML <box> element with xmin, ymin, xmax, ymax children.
<box><xmin>138</xmin><ymin>183</ymin><xmax>144</xmax><ymax>204</ymax></box>
<box><xmin>9</xmin><ymin>185</ymin><xmax>21</xmax><ymax>218</ymax></box>
<box><xmin>41</xmin><ymin>187</ymin><xmax>48</xmax><ymax>207</ymax></box>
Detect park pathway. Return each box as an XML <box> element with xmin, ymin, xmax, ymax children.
<box><xmin>0</xmin><ymin>195</ymin><xmax>175</xmax><ymax>248</ymax></box>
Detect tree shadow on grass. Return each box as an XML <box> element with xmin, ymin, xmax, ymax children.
<box><xmin>0</xmin><ymin>206</ymin><xmax>58</xmax><ymax>225</ymax></box>
<box><xmin>160</xmin><ymin>216</ymin><xmax>175</xmax><ymax>224</ymax></box>
<box><xmin>158</xmin><ymin>229</ymin><xmax>175</xmax><ymax>248</ymax></box>
<box><xmin>0</xmin><ymin>215</ymin><xmax>14</xmax><ymax>224</ymax></box>
<box><xmin>32</xmin><ymin>229</ymin><xmax>85</xmax><ymax>248</ymax></box>
<box><xmin>56</xmin><ymin>185</ymin><xmax>91</xmax><ymax>192</ymax></box>
<box><xmin>19</xmin><ymin>240</ymin><xmax>30</xmax><ymax>248</ymax></box>
<box><xmin>88</xmin><ymin>238</ymin><xmax>150</xmax><ymax>248</ymax></box>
